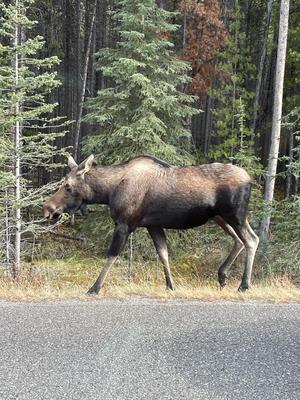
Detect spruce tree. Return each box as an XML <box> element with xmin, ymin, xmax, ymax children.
<box><xmin>209</xmin><ymin>4</ymin><xmax>255</xmax><ymax>161</ymax></box>
<box><xmin>0</xmin><ymin>0</ymin><xmax>67</xmax><ymax>275</ymax></box>
<box><xmin>83</xmin><ymin>0</ymin><xmax>199</xmax><ymax>164</ymax></box>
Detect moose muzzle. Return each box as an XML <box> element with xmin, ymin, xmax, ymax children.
<box><xmin>43</xmin><ymin>203</ymin><xmax>63</xmax><ymax>220</ymax></box>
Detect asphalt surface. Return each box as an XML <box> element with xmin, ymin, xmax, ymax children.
<box><xmin>0</xmin><ymin>299</ymin><xmax>299</xmax><ymax>400</ymax></box>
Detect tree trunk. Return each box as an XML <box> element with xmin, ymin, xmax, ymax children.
<box><xmin>5</xmin><ymin>189</ymin><xmax>10</xmax><ymax>269</ymax></box>
<box><xmin>95</xmin><ymin>0</ymin><xmax>107</xmax><ymax>92</ymax></box>
<box><xmin>204</xmin><ymin>95</ymin><xmax>212</xmax><ymax>156</ymax></box>
<box><xmin>14</xmin><ymin>0</ymin><xmax>21</xmax><ymax>279</ymax></box>
<box><xmin>260</xmin><ymin>0</ymin><xmax>290</xmax><ymax>241</ymax></box>
<box><xmin>73</xmin><ymin>0</ymin><xmax>98</xmax><ymax>160</ymax></box>
<box><xmin>260</xmin><ymin>40</ymin><xmax>277</xmax><ymax>165</ymax></box>
<box><xmin>63</xmin><ymin>0</ymin><xmax>75</xmax><ymax>150</ymax></box>
<box><xmin>251</xmin><ymin>0</ymin><xmax>273</xmax><ymax>136</ymax></box>
<box><xmin>285</xmin><ymin>130</ymin><xmax>293</xmax><ymax>197</ymax></box>
<box><xmin>76</xmin><ymin>0</ymin><xmax>82</xmax><ymax>129</ymax></box>
<box><xmin>230</xmin><ymin>1</ymin><xmax>239</xmax><ymax>158</ymax></box>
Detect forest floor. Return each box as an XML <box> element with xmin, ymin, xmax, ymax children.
<box><xmin>0</xmin><ymin>257</ymin><xmax>299</xmax><ymax>302</ymax></box>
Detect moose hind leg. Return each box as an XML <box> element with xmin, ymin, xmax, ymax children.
<box><xmin>87</xmin><ymin>223</ymin><xmax>130</xmax><ymax>295</ymax></box>
<box><xmin>214</xmin><ymin>216</ymin><xmax>245</xmax><ymax>289</ymax></box>
<box><xmin>147</xmin><ymin>226</ymin><xmax>174</xmax><ymax>290</ymax></box>
<box><xmin>235</xmin><ymin>219</ymin><xmax>259</xmax><ymax>292</ymax></box>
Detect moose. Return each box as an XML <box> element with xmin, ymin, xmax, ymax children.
<box><xmin>43</xmin><ymin>155</ymin><xmax>259</xmax><ymax>294</ymax></box>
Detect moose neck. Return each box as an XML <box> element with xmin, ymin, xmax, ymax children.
<box><xmin>84</xmin><ymin>164</ymin><xmax>125</xmax><ymax>205</ymax></box>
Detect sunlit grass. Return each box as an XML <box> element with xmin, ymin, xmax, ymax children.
<box><xmin>0</xmin><ymin>256</ymin><xmax>299</xmax><ymax>302</ymax></box>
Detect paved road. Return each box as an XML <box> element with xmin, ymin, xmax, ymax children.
<box><xmin>0</xmin><ymin>299</ymin><xmax>299</xmax><ymax>400</ymax></box>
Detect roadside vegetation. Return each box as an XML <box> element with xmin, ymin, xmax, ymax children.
<box><xmin>1</xmin><ymin>255</ymin><xmax>299</xmax><ymax>302</ymax></box>
<box><xmin>0</xmin><ymin>219</ymin><xmax>299</xmax><ymax>302</ymax></box>
<box><xmin>0</xmin><ymin>0</ymin><xmax>299</xmax><ymax>301</ymax></box>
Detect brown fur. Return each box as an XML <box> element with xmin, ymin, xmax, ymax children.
<box><xmin>43</xmin><ymin>155</ymin><xmax>258</xmax><ymax>294</ymax></box>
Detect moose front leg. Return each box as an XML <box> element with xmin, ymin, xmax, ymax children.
<box><xmin>87</xmin><ymin>223</ymin><xmax>130</xmax><ymax>295</ymax></box>
<box><xmin>147</xmin><ymin>226</ymin><xmax>174</xmax><ymax>290</ymax></box>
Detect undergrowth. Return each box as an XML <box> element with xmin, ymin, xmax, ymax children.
<box><xmin>0</xmin><ymin>198</ymin><xmax>299</xmax><ymax>301</ymax></box>
<box><xmin>0</xmin><ymin>233</ymin><xmax>299</xmax><ymax>301</ymax></box>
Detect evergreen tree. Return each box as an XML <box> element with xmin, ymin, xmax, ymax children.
<box><xmin>209</xmin><ymin>3</ymin><xmax>255</xmax><ymax>161</ymax></box>
<box><xmin>83</xmin><ymin>0</ymin><xmax>199</xmax><ymax>164</ymax></box>
<box><xmin>0</xmin><ymin>0</ymin><xmax>67</xmax><ymax>275</ymax></box>
<box><xmin>285</xmin><ymin>0</ymin><xmax>300</xmax><ymax>112</ymax></box>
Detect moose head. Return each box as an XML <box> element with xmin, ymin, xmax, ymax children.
<box><xmin>43</xmin><ymin>155</ymin><xmax>94</xmax><ymax>220</ymax></box>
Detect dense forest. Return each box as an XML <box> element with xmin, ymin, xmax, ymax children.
<box><xmin>0</xmin><ymin>0</ymin><xmax>299</xmax><ymax>290</ymax></box>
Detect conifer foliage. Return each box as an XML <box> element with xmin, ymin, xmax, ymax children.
<box><xmin>209</xmin><ymin>5</ymin><xmax>255</xmax><ymax>160</ymax></box>
<box><xmin>83</xmin><ymin>0</ymin><xmax>199</xmax><ymax>164</ymax></box>
<box><xmin>0</xmin><ymin>0</ymin><xmax>67</xmax><ymax>275</ymax></box>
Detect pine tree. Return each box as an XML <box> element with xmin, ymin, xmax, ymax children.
<box><xmin>0</xmin><ymin>0</ymin><xmax>67</xmax><ymax>276</ymax></box>
<box><xmin>83</xmin><ymin>0</ymin><xmax>199</xmax><ymax>164</ymax></box>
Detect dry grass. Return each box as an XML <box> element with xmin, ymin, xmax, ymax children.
<box><xmin>0</xmin><ymin>257</ymin><xmax>299</xmax><ymax>303</ymax></box>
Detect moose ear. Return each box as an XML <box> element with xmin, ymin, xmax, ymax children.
<box><xmin>68</xmin><ymin>156</ymin><xmax>78</xmax><ymax>169</ymax></box>
<box><xmin>77</xmin><ymin>155</ymin><xmax>94</xmax><ymax>176</ymax></box>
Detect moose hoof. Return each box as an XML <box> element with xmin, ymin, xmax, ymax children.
<box><xmin>86</xmin><ymin>287</ymin><xmax>99</xmax><ymax>296</ymax></box>
<box><xmin>166</xmin><ymin>285</ymin><xmax>174</xmax><ymax>291</ymax></box>
<box><xmin>166</xmin><ymin>281</ymin><xmax>175</xmax><ymax>290</ymax></box>
<box><xmin>238</xmin><ymin>285</ymin><xmax>249</xmax><ymax>293</ymax></box>
<box><xmin>218</xmin><ymin>273</ymin><xmax>227</xmax><ymax>289</ymax></box>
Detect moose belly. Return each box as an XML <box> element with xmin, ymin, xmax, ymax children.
<box><xmin>140</xmin><ymin>203</ymin><xmax>215</xmax><ymax>229</ymax></box>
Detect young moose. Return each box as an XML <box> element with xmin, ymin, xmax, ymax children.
<box><xmin>43</xmin><ymin>155</ymin><xmax>259</xmax><ymax>294</ymax></box>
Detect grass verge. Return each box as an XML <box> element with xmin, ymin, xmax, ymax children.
<box><xmin>0</xmin><ymin>257</ymin><xmax>299</xmax><ymax>302</ymax></box>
